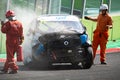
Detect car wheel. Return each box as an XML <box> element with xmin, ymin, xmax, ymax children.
<box><xmin>81</xmin><ymin>46</ymin><xmax>93</xmax><ymax>69</ymax></box>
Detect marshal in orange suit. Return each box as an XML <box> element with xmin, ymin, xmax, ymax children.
<box><xmin>1</xmin><ymin>10</ymin><xmax>24</xmax><ymax>74</ymax></box>
<box><xmin>85</xmin><ymin>4</ymin><xmax>113</xmax><ymax>64</ymax></box>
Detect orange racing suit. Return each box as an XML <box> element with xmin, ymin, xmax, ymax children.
<box><xmin>92</xmin><ymin>13</ymin><xmax>112</xmax><ymax>62</ymax></box>
<box><xmin>1</xmin><ymin>20</ymin><xmax>23</xmax><ymax>72</ymax></box>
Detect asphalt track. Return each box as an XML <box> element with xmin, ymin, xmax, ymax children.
<box><xmin>0</xmin><ymin>52</ymin><xmax>120</xmax><ymax>80</ymax></box>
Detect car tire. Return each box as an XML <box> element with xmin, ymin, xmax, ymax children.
<box><xmin>81</xmin><ymin>46</ymin><xmax>93</xmax><ymax>69</ymax></box>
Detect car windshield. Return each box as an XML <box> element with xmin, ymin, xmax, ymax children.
<box><xmin>37</xmin><ymin>21</ymin><xmax>85</xmax><ymax>34</ymax></box>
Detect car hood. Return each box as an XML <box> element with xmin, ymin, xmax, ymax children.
<box><xmin>38</xmin><ymin>32</ymin><xmax>81</xmax><ymax>45</ymax></box>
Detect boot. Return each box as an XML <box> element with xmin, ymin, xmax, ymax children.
<box><xmin>9</xmin><ymin>70</ymin><xmax>18</xmax><ymax>74</ymax></box>
<box><xmin>0</xmin><ymin>69</ymin><xmax>8</xmax><ymax>74</ymax></box>
<box><xmin>101</xmin><ymin>62</ymin><xmax>107</xmax><ymax>65</ymax></box>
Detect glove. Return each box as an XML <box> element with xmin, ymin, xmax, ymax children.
<box><xmin>19</xmin><ymin>36</ymin><xmax>24</xmax><ymax>45</ymax></box>
<box><xmin>106</xmin><ymin>25</ymin><xmax>112</xmax><ymax>29</ymax></box>
<box><xmin>1</xmin><ymin>21</ymin><xmax>4</xmax><ymax>26</ymax></box>
<box><xmin>84</xmin><ymin>16</ymin><xmax>90</xmax><ymax>20</ymax></box>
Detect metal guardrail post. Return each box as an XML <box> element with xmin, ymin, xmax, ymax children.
<box><xmin>108</xmin><ymin>0</ymin><xmax>111</xmax><ymax>13</ymax></box>
<box><xmin>81</xmin><ymin>0</ymin><xmax>86</xmax><ymax>19</ymax></box>
<box><xmin>71</xmin><ymin>0</ymin><xmax>74</xmax><ymax>15</ymax></box>
<box><xmin>7</xmin><ymin>0</ymin><xmax>10</xmax><ymax>11</ymax></box>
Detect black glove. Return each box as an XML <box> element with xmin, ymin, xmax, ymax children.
<box><xmin>1</xmin><ymin>21</ymin><xmax>4</xmax><ymax>26</ymax></box>
<box><xmin>84</xmin><ymin>16</ymin><xmax>90</xmax><ymax>20</ymax></box>
<box><xmin>19</xmin><ymin>36</ymin><xmax>24</xmax><ymax>45</ymax></box>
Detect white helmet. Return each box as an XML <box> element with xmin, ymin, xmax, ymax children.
<box><xmin>100</xmin><ymin>4</ymin><xmax>108</xmax><ymax>10</ymax></box>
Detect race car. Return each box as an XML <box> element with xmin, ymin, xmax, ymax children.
<box><xmin>23</xmin><ymin>15</ymin><xmax>93</xmax><ymax>69</ymax></box>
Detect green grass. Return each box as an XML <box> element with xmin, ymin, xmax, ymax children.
<box><xmin>0</xmin><ymin>33</ymin><xmax>6</xmax><ymax>54</ymax></box>
<box><xmin>81</xmin><ymin>16</ymin><xmax>120</xmax><ymax>41</ymax></box>
<box><xmin>111</xmin><ymin>16</ymin><xmax>120</xmax><ymax>40</ymax></box>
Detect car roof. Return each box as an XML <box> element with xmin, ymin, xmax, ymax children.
<box><xmin>37</xmin><ymin>15</ymin><xmax>80</xmax><ymax>22</ymax></box>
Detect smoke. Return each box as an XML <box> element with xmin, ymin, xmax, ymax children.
<box><xmin>12</xmin><ymin>6</ymin><xmax>37</xmax><ymax>61</ymax></box>
<box><xmin>13</xmin><ymin>7</ymin><xmax>36</xmax><ymax>34</ymax></box>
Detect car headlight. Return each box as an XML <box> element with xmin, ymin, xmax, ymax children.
<box><xmin>80</xmin><ymin>34</ymin><xmax>87</xmax><ymax>44</ymax></box>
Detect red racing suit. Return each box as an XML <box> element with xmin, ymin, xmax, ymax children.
<box><xmin>1</xmin><ymin>20</ymin><xmax>23</xmax><ymax>71</ymax></box>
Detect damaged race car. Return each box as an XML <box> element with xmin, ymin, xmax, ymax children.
<box><xmin>23</xmin><ymin>15</ymin><xmax>93</xmax><ymax>69</ymax></box>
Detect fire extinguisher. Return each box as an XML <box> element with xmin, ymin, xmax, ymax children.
<box><xmin>16</xmin><ymin>45</ymin><xmax>23</xmax><ymax>62</ymax></box>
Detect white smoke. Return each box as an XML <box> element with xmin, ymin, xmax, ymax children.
<box><xmin>12</xmin><ymin>7</ymin><xmax>37</xmax><ymax>61</ymax></box>
<box><xmin>13</xmin><ymin>7</ymin><xmax>36</xmax><ymax>35</ymax></box>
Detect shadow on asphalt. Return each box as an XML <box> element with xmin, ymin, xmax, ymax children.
<box><xmin>0</xmin><ymin>62</ymin><xmax>89</xmax><ymax>72</ymax></box>
<box><xmin>18</xmin><ymin>64</ymin><xmax>84</xmax><ymax>71</ymax></box>
<box><xmin>0</xmin><ymin>65</ymin><xmax>84</xmax><ymax>74</ymax></box>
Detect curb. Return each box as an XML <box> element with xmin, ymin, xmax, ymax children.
<box><xmin>96</xmin><ymin>48</ymin><xmax>120</xmax><ymax>54</ymax></box>
<box><xmin>0</xmin><ymin>58</ymin><xmax>6</xmax><ymax>62</ymax></box>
